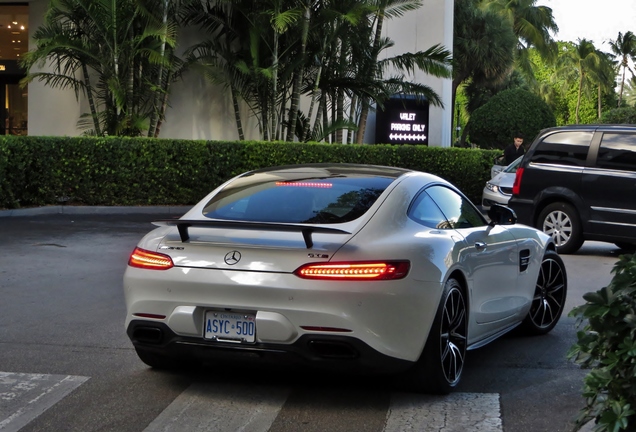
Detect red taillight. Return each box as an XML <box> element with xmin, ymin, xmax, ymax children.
<box><xmin>512</xmin><ymin>167</ymin><xmax>524</xmax><ymax>196</ymax></box>
<box><xmin>276</xmin><ymin>181</ymin><xmax>332</xmax><ymax>188</ymax></box>
<box><xmin>294</xmin><ymin>261</ymin><xmax>410</xmax><ymax>281</ymax></box>
<box><xmin>128</xmin><ymin>247</ymin><xmax>174</xmax><ymax>270</ymax></box>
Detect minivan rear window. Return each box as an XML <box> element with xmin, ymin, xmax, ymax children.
<box><xmin>202</xmin><ymin>175</ymin><xmax>395</xmax><ymax>224</ymax></box>
<box><xmin>530</xmin><ymin>131</ymin><xmax>592</xmax><ymax>166</ymax></box>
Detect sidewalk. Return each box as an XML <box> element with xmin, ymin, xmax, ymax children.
<box><xmin>0</xmin><ymin>205</ymin><xmax>191</xmax><ymax>218</ymax></box>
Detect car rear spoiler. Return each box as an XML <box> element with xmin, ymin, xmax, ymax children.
<box><xmin>152</xmin><ymin>219</ymin><xmax>351</xmax><ymax>249</ymax></box>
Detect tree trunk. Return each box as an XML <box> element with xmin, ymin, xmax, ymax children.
<box><xmin>356</xmin><ymin>3</ymin><xmax>386</xmax><ymax>144</ymax></box>
<box><xmin>148</xmin><ymin>0</ymin><xmax>169</xmax><ymax>137</ymax></box>
<box><xmin>286</xmin><ymin>4</ymin><xmax>310</xmax><ymax>141</ymax></box>
<box><xmin>82</xmin><ymin>63</ymin><xmax>102</xmax><ymax>136</ymax></box>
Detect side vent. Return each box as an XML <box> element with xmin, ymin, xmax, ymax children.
<box><xmin>519</xmin><ymin>249</ymin><xmax>531</xmax><ymax>272</ymax></box>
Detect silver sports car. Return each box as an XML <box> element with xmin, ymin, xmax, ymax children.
<box><xmin>124</xmin><ymin>163</ymin><xmax>567</xmax><ymax>394</ymax></box>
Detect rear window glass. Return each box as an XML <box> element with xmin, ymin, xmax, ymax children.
<box><xmin>530</xmin><ymin>131</ymin><xmax>592</xmax><ymax>166</ymax></box>
<box><xmin>596</xmin><ymin>133</ymin><xmax>636</xmax><ymax>172</ymax></box>
<box><xmin>202</xmin><ymin>175</ymin><xmax>395</xmax><ymax>224</ymax></box>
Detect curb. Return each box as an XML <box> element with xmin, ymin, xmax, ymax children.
<box><xmin>0</xmin><ymin>206</ymin><xmax>192</xmax><ymax>218</ymax></box>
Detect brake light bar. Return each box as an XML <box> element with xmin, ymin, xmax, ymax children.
<box><xmin>294</xmin><ymin>261</ymin><xmax>410</xmax><ymax>280</ymax></box>
<box><xmin>128</xmin><ymin>247</ymin><xmax>174</xmax><ymax>270</ymax></box>
<box><xmin>275</xmin><ymin>181</ymin><xmax>332</xmax><ymax>188</ymax></box>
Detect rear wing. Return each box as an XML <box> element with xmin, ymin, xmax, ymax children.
<box><xmin>152</xmin><ymin>219</ymin><xmax>351</xmax><ymax>249</ymax></box>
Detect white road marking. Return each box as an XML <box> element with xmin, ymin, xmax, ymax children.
<box><xmin>144</xmin><ymin>383</ymin><xmax>502</xmax><ymax>432</ymax></box>
<box><xmin>143</xmin><ymin>383</ymin><xmax>290</xmax><ymax>432</ymax></box>
<box><xmin>384</xmin><ymin>392</ymin><xmax>502</xmax><ymax>432</ymax></box>
<box><xmin>0</xmin><ymin>372</ymin><xmax>89</xmax><ymax>432</ymax></box>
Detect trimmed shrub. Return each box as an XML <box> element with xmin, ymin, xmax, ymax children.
<box><xmin>0</xmin><ymin>136</ymin><xmax>500</xmax><ymax>209</ymax></box>
<box><xmin>467</xmin><ymin>88</ymin><xmax>557</xmax><ymax>149</ymax></box>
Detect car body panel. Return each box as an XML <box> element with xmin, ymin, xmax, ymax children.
<box><xmin>482</xmin><ymin>156</ymin><xmax>522</xmax><ymax>209</ymax></box>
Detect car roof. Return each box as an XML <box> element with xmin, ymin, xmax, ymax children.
<box><xmin>539</xmin><ymin>124</ymin><xmax>636</xmax><ymax>134</ymax></box>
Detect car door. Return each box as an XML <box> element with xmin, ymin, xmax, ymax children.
<box><xmin>583</xmin><ymin>131</ymin><xmax>636</xmax><ymax>241</ymax></box>
<box><xmin>425</xmin><ymin>185</ymin><xmax>521</xmax><ymax>326</ymax></box>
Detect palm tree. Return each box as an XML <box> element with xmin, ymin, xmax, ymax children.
<box><xmin>608</xmin><ymin>31</ymin><xmax>636</xmax><ymax>107</ymax></box>
<box><xmin>556</xmin><ymin>39</ymin><xmax>600</xmax><ymax>124</ymax></box>
<box><xmin>587</xmin><ymin>50</ymin><xmax>617</xmax><ymax>119</ymax></box>
<box><xmin>453</xmin><ymin>0</ymin><xmax>516</xmax><ymax>138</ymax></box>
<box><xmin>481</xmin><ymin>0</ymin><xmax>558</xmax><ymax>77</ymax></box>
<box><xmin>353</xmin><ymin>0</ymin><xmax>452</xmax><ymax>144</ymax></box>
<box><xmin>21</xmin><ymin>0</ymin><xmax>181</xmax><ymax>136</ymax></box>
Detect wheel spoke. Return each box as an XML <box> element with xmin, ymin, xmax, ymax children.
<box><xmin>530</xmin><ymin>258</ymin><xmax>566</xmax><ymax>329</ymax></box>
<box><xmin>439</xmin><ymin>286</ymin><xmax>467</xmax><ymax>384</ymax></box>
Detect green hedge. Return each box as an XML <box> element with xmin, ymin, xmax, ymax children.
<box><xmin>0</xmin><ymin>136</ymin><xmax>500</xmax><ymax>209</ymax></box>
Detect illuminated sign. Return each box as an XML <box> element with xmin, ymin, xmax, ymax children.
<box><xmin>375</xmin><ymin>97</ymin><xmax>429</xmax><ymax>145</ymax></box>
<box><xmin>0</xmin><ymin>65</ymin><xmax>5</xmax><ymax>71</ymax></box>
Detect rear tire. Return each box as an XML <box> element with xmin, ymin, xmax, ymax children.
<box><xmin>537</xmin><ymin>202</ymin><xmax>583</xmax><ymax>254</ymax></box>
<box><xmin>407</xmin><ymin>278</ymin><xmax>468</xmax><ymax>394</ymax></box>
<box><xmin>520</xmin><ymin>250</ymin><xmax>567</xmax><ymax>335</ymax></box>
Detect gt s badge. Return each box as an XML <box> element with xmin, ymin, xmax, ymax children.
<box><xmin>308</xmin><ymin>253</ymin><xmax>329</xmax><ymax>259</ymax></box>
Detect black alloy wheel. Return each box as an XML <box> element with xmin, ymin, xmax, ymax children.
<box><xmin>409</xmin><ymin>278</ymin><xmax>468</xmax><ymax>394</ymax></box>
<box><xmin>521</xmin><ymin>250</ymin><xmax>567</xmax><ymax>335</ymax></box>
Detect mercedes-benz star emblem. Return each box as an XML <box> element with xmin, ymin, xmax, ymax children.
<box><xmin>224</xmin><ymin>251</ymin><xmax>241</xmax><ymax>265</ymax></box>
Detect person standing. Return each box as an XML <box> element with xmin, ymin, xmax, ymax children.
<box><xmin>504</xmin><ymin>133</ymin><xmax>525</xmax><ymax>165</ymax></box>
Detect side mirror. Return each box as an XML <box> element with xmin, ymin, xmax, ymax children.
<box><xmin>488</xmin><ymin>204</ymin><xmax>517</xmax><ymax>226</ymax></box>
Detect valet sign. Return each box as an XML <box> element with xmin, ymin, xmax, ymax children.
<box><xmin>375</xmin><ymin>97</ymin><xmax>429</xmax><ymax>145</ymax></box>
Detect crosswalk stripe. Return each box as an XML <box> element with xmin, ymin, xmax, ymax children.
<box><xmin>0</xmin><ymin>372</ymin><xmax>89</xmax><ymax>432</ymax></box>
<box><xmin>384</xmin><ymin>392</ymin><xmax>502</xmax><ymax>432</ymax></box>
<box><xmin>143</xmin><ymin>383</ymin><xmax>291</xmax><ymax>432</ymax></box>
<box><xmin>143</xmin><ymin>382</ymin><xmax>502</xmax><ymax>432</ymax></box>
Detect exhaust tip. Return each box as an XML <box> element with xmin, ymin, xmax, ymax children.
<box><xmin>133</xmin><ymin>327</ymin><xmax>163</xmax><ymax>344</ymax></box>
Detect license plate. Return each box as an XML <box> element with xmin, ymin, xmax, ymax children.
<box><xmin>204</xmin><ymin>311</ymin><xmax>256</xmax><ymax>343</ymax></box>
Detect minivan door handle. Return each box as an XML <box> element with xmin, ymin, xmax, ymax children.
<box><xmin>475</xmin><ymin>242</ymin><xmax>487</xmax><ymax>251</ymax></box>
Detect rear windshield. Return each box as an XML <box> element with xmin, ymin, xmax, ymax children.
<box><xmin>202</xmin><ymin>174</ymin><xmax>395</xmax><ymax>224</ymax></box>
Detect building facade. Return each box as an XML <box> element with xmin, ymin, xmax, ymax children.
<box><xmin>5</xmin><ymin>0</ymin><xmax>453</xmax><ymax>146</ymax></box>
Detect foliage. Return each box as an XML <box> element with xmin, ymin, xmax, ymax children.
<box><xmin>600</xmin><ymin>106</ymin><xmax>636</xmax><ymax>124</ymax></box>
<box><xmin>465</xmin><ymin>88</ymin><xmax>556</xmax><ymax>149</ymax></box>
<box><xmin>568</xmin><ymin>253</ymin><xmax>636</xmax><ymax>432</ymax></box>
<box><xmin>181</xmin><ymin>0</ymin><xmax>452</xmax><ymax>143</ymax></box>
<box><xmin>0</xmin><ymin>136</ymin><xmax>499</xmax><ymax>209</ymax></box>
<box><xmin>608</xmin><ymin>31</ymin><xmax>636</xmax><ymax>108</ymax></box>
<box><xmin>21</xmin><ymin>0</ymin><xmax>184</xmax><ymax>137</ymax></box>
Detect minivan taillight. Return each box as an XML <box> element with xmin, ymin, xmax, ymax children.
<box><xmin>512</xmin><ymin>167</ymin><xmax>524</xmax><ymax>196</ymax></box>
<box><xmin>294</xmin><ymin>261</ymin><xmax>410</xmax><ymax>281</ymax></box>
<box><xmin>128</xmin><ymin>247</ymin><xmax>174</xmax><ymax>270</ymax></box>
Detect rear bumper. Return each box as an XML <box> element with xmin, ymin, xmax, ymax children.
<box><xmin>508</xmin><ymin>198</ymin><xmax>535</xmax><ymax>226</ymax></box>
<box><xmin>127</xmin><ymin>320</ymin><xmax>413</xmax><ymax>374</ymax></box>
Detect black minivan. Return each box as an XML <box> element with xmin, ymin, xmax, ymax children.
<box><xmin>508</xmin><ymin>125</ymin><xmax>636</xmax><ymax>254</ymax></box>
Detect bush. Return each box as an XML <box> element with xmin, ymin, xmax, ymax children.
<box><xmin>0</xmin><ymin>136</ymin><xmax>500</xmax><ymax>208</ymax></box>
<box><xmin>568</xmin><ymin>254</ymin><xmax>636</xmax><ymax>432</ymax></box>
<box><xmin>466</xmin><ymin>88</ymin><xmax>557</xmax><ymax>149</ymax></box>
<box><xmin>600</xmin><ymin>106</ymin><xmax>636</xmax><ymax>124</ymax></box>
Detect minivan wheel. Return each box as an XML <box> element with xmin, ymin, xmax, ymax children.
<box><xmin>537</xmin><ymin>202</ymin><xmax>583</xmax><ymax>254</ymax></box>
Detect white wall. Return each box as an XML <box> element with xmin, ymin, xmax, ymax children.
<box><xmin>25</xmin><ymin>0</ymin><xmax>453</xmax><ymax>146</ymax></box>
<box><xmin>379</xmin><ymin>0</ymin><xmax>454</xmax><ymax>147</ymax></box>
<box><xmin>26</xmin><ymin>0</ymin><xmax>82</xmax><ymax>136</ymax></box>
